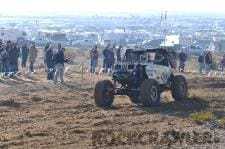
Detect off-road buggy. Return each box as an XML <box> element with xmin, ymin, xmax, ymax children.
<box><xmin>94</xmin><ymin>48</ymin><xmax>188</xmax><ymax>107</ymax></box>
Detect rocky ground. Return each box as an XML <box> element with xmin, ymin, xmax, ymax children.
<box><xmin>0</xmin><ymin>50</ymin><xmax>225</xmax><ymax>148</ymax></box>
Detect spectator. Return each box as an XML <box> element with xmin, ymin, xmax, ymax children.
<box><xmin>167</xmin><ymin>48</ymin><xmax>177</xmax><ymax>69</ymax></box>
<box><xmin>0</xmin><ymin>48</ymin><xmax>9</xmax><ymax>78</ymax></box>
<box><xmin>21</xmin><ymin>43</ymin><xmax>29</xmax><ymax>68</ymax></box>
<box><xmin>109</xmin><ymin>47</ymin><xmax>115</xmax><ymax>70</ymax></box>
<box><xmin>178</xmin><ymin>50</ymin><xmax>187</xmax><ymax>72</ymax></box>
<box><xmin>0</xmin><ymin>44</ymin><xmax>6</xmax><ymax>77</ymax></box>
<box><xmin>205</xmin><ymin>51</ymin><xmax>213</xmax><ymax>73</ymax></box>
<box><xmin>90</xmin><ymin>45</ymin><xmax>98</xmax><ymax>73</ymax></box>
<box><xmin>103</xmin><ymin>43</ymin><xmax>111</xmax><ymax>73</ymax></box>
<box><xmin>44</xmin><ymin>42</ymin><xmax>51</xmax><ymax>72</ymax></box>
<box><xmin>45</xmin><ymin>44</ymin><xmax>54</xmax><ymax>72</ymax></box>
<box><xmin>117</xmin><ymin>45</ymin><xmax>122</xmax><ymax>62</ymax></box>
<box><xmin>3</xmin><ymin>41</ymin><xmax>11</xmax><ymax>77</ymax></box>
<box><xmin>29</xmin><ymin>42</ymin><xmax>38</xmax><ymax>73</ymax></box>
<box><xmin>198</xmin><ymin>52</ymin><xmax>205</xmax><ymax>74</ymax></box>
<box><xmin>8</xmin><ymin>43</ymin><xmax>20</xmax><ymax>76</ymax></box>
<box><xmin>53</xmin><ymin>47</ymin><xmax>69</xmax><ymax>84</ymax></box>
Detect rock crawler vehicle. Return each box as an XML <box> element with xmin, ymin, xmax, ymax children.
<box><xmin>94</xmin><ymin>48</ymin><xmax>188</xmax><ymax>107</ymax></box>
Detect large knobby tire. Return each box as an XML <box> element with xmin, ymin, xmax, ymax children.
<box><xmin>171</xmin><ymin>75</ymin><xmax>188</xmax><ymax>101</ymax></box>
<box><xmin>140</xmin><ymin>79</ymin><xmax>160</xmax><ymax>107</ymax></box>
<box><xmin>129</xmin><ymin>96</ymin><xmax>140</xmax><ymax>104</ymax></box>
<box><xmin>94</xmin><ymin>80</ymin><xmax>114</xmax><ymax>107</ymax></box>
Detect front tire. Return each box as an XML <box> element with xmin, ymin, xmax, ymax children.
<box><xmin>94</xmin><ymin>80</ymin><xmax>114</xmax><ymax>107</ymax></box>
<box><xmin>171</xmin><ymin>75</ymin><xmax>188</xmax><ymax>101</ymax></box>
<box><xmin>140</xmin><ymin>79</ymin><xmax>160</xmax><ymax>107</ymax></box>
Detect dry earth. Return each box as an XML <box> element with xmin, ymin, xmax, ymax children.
<box><xmin>0</xmin><ymin>49</ymin><xmax>225</xmax><ymax>148</ymax></box>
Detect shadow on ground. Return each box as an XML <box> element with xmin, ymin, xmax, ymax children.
<box><xmin>137</xmin><ymin>97</ymin><xmax>210</xmax><ymax>118</ymax></box>
<box><xmin>0</xmin><ymin>99</ymin><xmax>21</xmax><ymax>108</ymax></box>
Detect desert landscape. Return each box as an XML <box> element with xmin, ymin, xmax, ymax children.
<box><xmin>0</xmin><ymin>48</ymin><xmax>225</xmax><ymax>148</ymax></box>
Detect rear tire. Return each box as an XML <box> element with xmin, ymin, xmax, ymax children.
<box><xmin>140</xmin><ymin>79</ymin><xmax>160</xmax><ymax>107</ymax></box>
<box><xmin>94</xmin><ymin>80</ymin><xmax>114</xmax><ymax>107</ymax></box>
<box><xmin>171</xmin><ymin>75</ymin><xmax>187</xmax><ymax>101</ymax></box>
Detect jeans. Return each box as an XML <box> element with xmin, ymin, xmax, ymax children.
<box><xmin>199</xmin><ymin>63</ymin><xmax>204</xmax><ymax>73</ymax></box>
<box><xmin>54</xmin><ymin>64</ymin><xmax>64</xmax><ymax>84</ymax></box>
<box><xmin>205</xmin><ymin>64</ymin><xmax>211</xmax><ymax>73</ymax></box>
<box><xmin>90</xmin><ymin>59</ymin><xmax>98</xmax><ymax>73</ymax></box>
<box><xmin>30</xmin><ymin>62</ymin><xmax>34</xmax><ymax>72</ymax></box>
<box><xmin>103</xmin><ymin>59</ymin><xmax>110</xmax><ymax>73</ymax></box>
<box><xmin>2</xmin><ymin>61</ymin><xmax>9</xmax><ymax>76</ymax></box>
<box><xmin>9</xmin><ymin>64</ymin><xmax>18</xmax><ymax>73</ymax></box>
<box><xmin>179</xmin><ymin>61</ymin><xmax>185</xmax><ymax>72</ymax></box>
<box><xmin>22</xmin><ymin>57</ymin><xmax>27</xmax><ymax>67</ymax></box>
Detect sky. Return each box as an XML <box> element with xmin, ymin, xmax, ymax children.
<box><xmin>0</xmin><ymin>0</ymin><xmax>225</xmax><ymax>16</ymax></box>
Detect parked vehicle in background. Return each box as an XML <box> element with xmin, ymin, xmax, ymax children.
<box><xmin>217</xmin><ymin>54</ymin><xmax>225</xmax><ymax>71</ymax></box>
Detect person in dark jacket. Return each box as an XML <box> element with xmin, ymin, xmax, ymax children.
<box><xmin>44</xmin><ymin>42</ymin><xmax>51</xmax><ymax>72</ymax></box>
<box><xmin>45</xmin><ymin>44</ymin><xmax>54</xmax><ymax>72</ymax></box>
<box><xmin>21</xmin><ymin>43</ymin><xmax>29</xmax><ymax>68</ymax></box>
<box><xmin>109</xmin><ymin>47</ymin><xmax>115</xmax><ymax>70</ymax></box>
<box><xmin>178</xmin><ymin>50</ymin><xmax>187</xmax><ymax>72</ymax></box>
<box><xmin>0</xmin><ymin>44</ymin><xmax>7</xmax><ymax>78</ymax></box>
<box><xmin>3</xmin><ymin>41</ymin><xmax>11</xmax><ymax>77</ymax></box>
<box><xmin>167</xmin><ymin>48</ymin><xmax>177</xmax><ymax>69</ymax></box>
<box><xmin>8</xmin><ymin>43</ymin><xmax>20</xmax><ymax>76</ymax></box>
<box><xmin>90</xmin><ymin>45</ymin><xmax>98</xmax><ymax>73</ymax></box>
<box><xmin>198</xmin><ymin>52</ymin><xmax>205</xmax><ymax>74</ymax></box>
<box><xmin>53</xmin><ymin>47</ymin><xmax>69</xmax><ymax>84</ymax></box>
<box><xmin>205</xmin><ymin>51</ymin><xmax>213</xmax><ymax>73</ymax></box>
<box><xmin>103</xmin><ymin>43</ymin><xmax>111</xmax><ymax>73</ymax></box>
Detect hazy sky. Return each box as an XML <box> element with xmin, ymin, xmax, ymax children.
<box><xmin>0</xmin><ymin>0</ymin><xmax>225</xmax><ymax>16</ymax></box>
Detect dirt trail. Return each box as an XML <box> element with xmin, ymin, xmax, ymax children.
<box><xmin>0</xmin><ymin>66</ymin><xmax>225</xmax><ymax>148</ymax></box>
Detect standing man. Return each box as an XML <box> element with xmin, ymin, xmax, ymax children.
<box><xmin>167</xmin><ymin>48</ymin><xmax>177</xmax><ymax>69</ymax></box>
<box><xmin>45</xmin><ymin>44</ymin><xmax>54</xmax><ymax>80</ymax></box>
<box><xmin>109</xmin><ymin>47</ymin><xmax>115</xmax><ymax>71</ymax></box>
<box><xmin>21</xmin><ymin>43</ymin><xmax>29</xmax><ymax>68</ymax></box>
<box><xmin>53</xmin><ymin>48</ymin><xmax>69</xmax><ymax>85</ymax></box>
<box><xmin>29</xmin><ymin>42</ymin><xmax>38</xmax><ymax>73</ymax></box>
<box><xmin>205</xmin><ymin>51</ymin><xmax>213</xmax><ymax>73</ymax></box>
<box><xmin>44</xmin><ymin>42</ymin><xmax>51</xmax><ymax>72</ymax></box>
<box><xmin>178</xmin><ymin>50</ymin><xmax>187</xmax><ymax>72</ymax></box>
<box><xmin>0</xmin><ymin>44</ymin><xmax>6</xmax><ymax>78</ymax></box>
<box><xmin>8</xmin><ymin>43</ymin><xmax>20</xmax><ymax>76</ymax></box>
<box><xmin>103</xmin><ymin>43</ymin><xmax>110</xmax><ymax>73</ymax></box>
<box><xmin>4</xmin><ymin>41</ymin><xmax>11</xmax><ymax>77</ymax></box>
<box><xmin>45</xmin><ymin>44</ymin><xmax>54</xmax><ymax>72</ymax></box>
<box><xmin>198</xmin><ymin>52</ymin><xmax>205</xmax><ymax>74</ymax></box>
<box><xmin>90</xmin><ymin>45</ymin><xmax>98</xmax><ymax>73</ymax></box>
